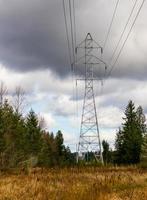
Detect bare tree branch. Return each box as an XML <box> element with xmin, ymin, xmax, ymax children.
<box><xmin>13</xmin><ymin>86</ymin><xmax>26</xmax><ymax>114</ymax></box>
<box><xmin>0</xmin><ymin>82</ymin><xmax>7</xmax><ymax>105</ymax></box>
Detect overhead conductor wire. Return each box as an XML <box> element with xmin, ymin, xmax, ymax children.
<box><xmin>62</xmin><ymin>0</ymin><xmax>77</xmax><ymax>125</ymax></box>
<box><xmin>109</xmin><ymin>0</ymin><xmax>139</xmax><ymax>63</ymax></box>
<box><xmin>62</xmin><ymin>0</ymin><xmax>72</xmax><ymax>67</ymax></box>
<box><xmin>69</xmin><ymin>0</ymin><xmax>79</xmax><ymax>132</ymax></box>
<box><xmin>100</xmin><ymin>0</ymin><xmax>120</xmax><ymax>95</ymax></box>
<box><xmin>103</xmin><ymin>0</ymin><xmax>120</xmax><ymax>50</ymax></box>
<box><xmin>107</xmin><ymin>0</ymin><xmax>146</xmax><ymax>78</ymax></box>
<box><xmin>69</xmin><ymin>0</ymin><xmax>76</xmax><ymax>70</ymax></box>
<box><xmin>73</xmin><ymin>0</ymin><xmax>79</xmax><ymax>119</ymax></box>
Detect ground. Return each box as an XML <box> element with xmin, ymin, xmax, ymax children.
<box><xmin>0</xmin><ymin>166</ymin><xmax>147</xmax><ymax>200</ymax></box>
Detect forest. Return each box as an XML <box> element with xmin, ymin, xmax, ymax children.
<box><xmin>0</xmin><ymin>84</ymin><xmax>147</xmax><ymax>169</ymax></box>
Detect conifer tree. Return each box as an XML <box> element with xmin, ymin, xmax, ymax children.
<box><xmin>0</xmin><ymin>100</ymin><xmax>26</xmax><ymax>167</ymax></box>
<box><xmin>38</xmin><ymin>132</ymin><xmax>56</xmax><ymax>166</ymax></box>
<box><xmin>115</xmin><ymin>101</ymin><xmax>145</xmax><ymax>164</ymax></box>
<box><xmin>115</xmin><ymin>128</ymin><xmax>124</xmax><ymax>163</ymax></box>
<box><xmin>102</xmin><ymin>140</ymin><xmax>111</xmax><ymax>165</ymax></box>
<box><xmin>55</xmin><ymin>130</ymin><xmax>64</xmax><ymax>156</ymax></box>
<box><xmin>0</xmin><ymin>97</ymin><xmax>74</xmax><ymax>168</ymax></box>
<box><xmin>25</xmin><ymin>109</ymin><xmax>42</xmax><ymax>157</ymax></box>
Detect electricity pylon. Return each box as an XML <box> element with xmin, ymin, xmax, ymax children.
<box><xmin>75</xmin><ymin>33</ymin><xmax>106</xmax><ymax>164</ymax></box>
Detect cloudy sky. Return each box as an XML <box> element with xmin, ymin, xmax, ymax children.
<box><xmin>0</xmin><ymin>0</ymin><xmax>147</xmax><ymax>151</ymax></box>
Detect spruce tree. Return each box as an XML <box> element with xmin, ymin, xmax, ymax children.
<box><xmin>102</xmin><ymin>140</ymin><xmax>111</xmax><ymax>165</ymax></box>
<box><xmin>115</xmin><ymin>101</ymin><xmax>145</xmax><ymax>164</ymax></box>
<box><xmin>0</xmin><ymin>98</ymin><xmax>74</xmax><ymax>168</ymax></box>
<box><xmin>2</xmin><ymin>100</ymin><xmax>17</xmax><ymax>167</ymax></box>
<box><xmin>38</xmin><ymin>132</ymin><xmax>56</xmax><ymax>167</ymax></box>
<box><xmin>115</xmin><ymin>128</ymin><xmax>124</xmax><ymax>164</ymax></box>
<box><xmin>25</xmin><ymin>109</ymin><xmax>42</xmax><ymax>157</ymax></box>
<box><xmin>0</xmin><ymin>100</ymin><xmax>26</xmax><ymax>167</ymax></box>
<box><xmin>55</xmin><ymin>130</ymin><xmax>64</xmax><ymax>156</ymax></box>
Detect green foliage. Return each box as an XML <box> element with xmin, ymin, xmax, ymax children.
<box><xmin>102</xmin><ymin>140</ymin><xmax>112</xmax><ymax>165</ymax></box>
<box><xmin>140</xmin><ymin>134</ymin><xmax>147</xmax><ymax>166</ymax></box>
<box><xmin>1</xmin><ymin>97</ymin><xmax>146</xmax><ymax>169</ymax></box>
<box><xmin>38</xmin><ymin>130</ymin><xmax>74</xmax><ymax>167</ymax></box>
<box><xmin>25</xmin><ymin>109</ymin><xmax>42</xmax><ymax>156</ymax></box>
<box><xmin>0</xmin><ymin>100</ymin><xmax>74</xmax><ymax>169</ymax></box>
<box><xmin>0</xmin><ymin>101</ymin><xmax>26</xmax><ymax>167</ymax></box>
<box><xmin>115</xmin><ymin>101</ymin><xmax>146</xmax><ymax>165</ymax></box>
<box><xmin>38</xmin><ymin>132</ymin><xmax>56</xmax><ymax>167</ymax></box>
<box><xmin>55</xmin><ymin>130</ymin><xmax>64</xmax><ymax>158</ymax></box>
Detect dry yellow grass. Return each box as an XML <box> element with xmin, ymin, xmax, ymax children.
<box><xmin>0</xmin><ymin>167</ymin><xmax>147</xmax><ymax>200</ymax></box>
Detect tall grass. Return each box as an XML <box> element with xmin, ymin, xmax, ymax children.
<box><xmin>0</xmin><ymin>166</ymin><xmax>146</xmax><ymax>200</ymax></box>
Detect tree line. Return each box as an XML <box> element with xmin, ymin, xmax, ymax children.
<box><xmin>0</xmin><ymin>81</ymin><xmax>147</xmax><ymax>168</ymax></box>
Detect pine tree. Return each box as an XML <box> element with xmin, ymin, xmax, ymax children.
<box><xmin>25</xmin><ymin>109</ymin><xmax>42</xmax><ymax>157</ymax></box>
<box><xmin>62</xmin><ymin>146</ymin><xmax>74</xmax><ymax>165</ymax></box>
<box><xmin>55</xmin><ymin>130</ymin><xmax>64</xmax><ymax>156</ymax></box>
<box><xmin>38</xmin><ymin>132</ymin><xmax>53</xmax><ymax>166</ymax></box>
<box><xmin>115</xmin><ymin>128</ymin><xmax>124</xmax><ymax>163</ymax></box>
<box><xmin>115</xmin><ymin>101</ymin><xmax>145</xmax><ymax>164</ymax></box>
<box><xmin>12</xmin><ymin>112</ymin><xmax>26</xmax><ymax>163</ymax></box>
<box><xmin>102</xmin><ymin>140</ymin><xmax>111</xmax><ymax>165</ymax></box>
<box><xmin>1</xmin><ymin>100</ymin><xmax>17</xmax><ymax>167</ymax></box>
<box><xmin>0</xmin><ymin>100</ymin><xmax>26</xmax><ymax>167</ymax></box>
<box><xmin>38</xmin><ymin>132</ymin><xmax>57</xmax><ymax>167</ymax></box>
<box><xmin>123</xmin><ymin>101</ymin><xmax>140</xmax><ymax>164</ymax></box>
<box><xmin>0</xmin><ymin>96</ymin><xmax>74</xmax><ymax>168</ymax></box>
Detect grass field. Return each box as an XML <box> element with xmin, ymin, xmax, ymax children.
<box><xmin>0</xmin><ymin>167</ymin><xmax>147</xmax><ymax>200</ymax></box>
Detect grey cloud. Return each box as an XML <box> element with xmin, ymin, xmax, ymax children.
<box><xmin>0</xmin><ymin>0</ymin><xmax>146</xmax><ymax>79</ymax></box>
<box><xmin>0</xmin><ymin>0</ymin><xmax>71</xmax><ymax>76</ymax></box>
<box><xmin>97</xmin><ymin>78</ymin><xmax>147</xmax><ymax>111</ymax></box>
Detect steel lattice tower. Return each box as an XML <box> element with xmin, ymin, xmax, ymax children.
<box><xmin>76</xmin><ymin>33</ymin><xmax>106</xmax><ymax>163</ymax></box>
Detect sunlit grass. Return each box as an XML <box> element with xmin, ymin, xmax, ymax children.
<box><xmin>0</xmin><ymin>166</ymin><xmax>147</xmax><ymax>200</ymax></box>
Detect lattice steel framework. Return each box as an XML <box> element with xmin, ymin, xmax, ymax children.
<box><xmin>76</xmin><ymin>33</ymin><xmax>106</xmax><ymax>163</ymax></box>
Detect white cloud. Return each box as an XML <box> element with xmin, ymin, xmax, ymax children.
<box><xmin>38</xmin><ymin>112</ymin><xmax>56</xmax><ymax>130</ymax></box>
<box><xmin>100</xmin><ymin>128</ymin><xmax>117</xmax><ymax>150</ymax></box>
<box><xmin>1</xmin><ymin>64</ymin><xmax>147</xmax><ymax>148</ymax></box>
<box><xmin>98</xmin><ymin>106</ymin><xmax>124</xmax><ymax>129</ymax></box>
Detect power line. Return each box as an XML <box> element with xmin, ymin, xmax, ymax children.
<box><xmin>109</xmin><ymin>0</ymin><xmax>139</xmax><ymax>63</ymax></box>
<box><xmin>75</xmin><ymin>79</ymin><xmax>79</xmax><ymax>119</ymax></box>
<box><xmin>62</xmin><ymin>0</ymin><xmax>72</xmax><ymax>68</ymax></box>
<box><xmin>73</xmin><ymin>0</ymin><xmax>77</xmax><ymax>50</ymax></box>
<box><xmin>62</xmin><ymin>0</ymin><xmax>77</xmax><ymax>133</ymax></box>
<box><xmin>107</xmin><ymin>0</ymin><xmax>146</xmax><ymax>78</ymax></box>
<box><xmin>69</xmin><ymin>0</ymin><xmax>78</xmax><ymax>124</ymax></box>
<box><xmin>72</xmin><ymin>0</ymin><xmax>80</xmax><ymax>148</ymax></box>
<box><xmin>69</xmin><ymin>0</ymin><xmax>75</xmax><ymax>71</ymax></box>
<box><xmin>63</xmin><ymin>0</ymin><xmax>78</xmax><ymax>142</ymax></box>
<box><xmin>103</xmin><ymin>0</ymin><xmax>120</xmax><ymax>50</ymax></box>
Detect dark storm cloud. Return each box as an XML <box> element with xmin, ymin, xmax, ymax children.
<box><xmin>0</xmin><ymin>0</ymin><xmax>146</xmax><ymax>78</ymax></box>
<box><xmin>0</xmin><ymin>0</ymin><xmax>71</xmax><ymax>76</ymax></box>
